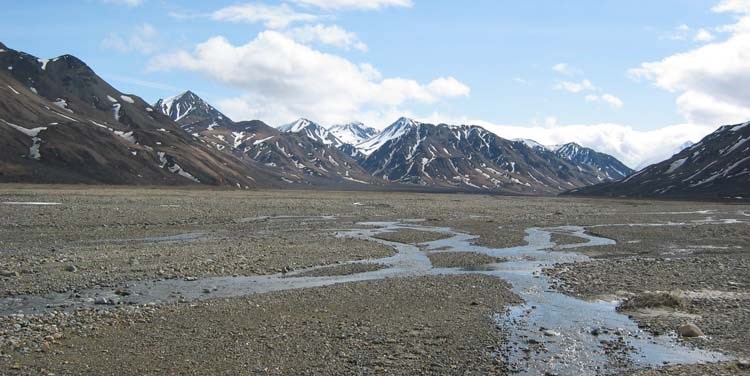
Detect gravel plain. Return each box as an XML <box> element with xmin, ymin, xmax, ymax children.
<box><xmin>0</xmin><ymin>185</ymin><xmax>748</xmax><ymax>375</ymax></box>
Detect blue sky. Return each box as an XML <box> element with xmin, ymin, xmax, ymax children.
<box><xmin>2</xmin><ymin>0</ymin><xmax>749</xmax><ymax>167</ymax></box>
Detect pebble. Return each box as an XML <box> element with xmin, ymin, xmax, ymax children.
<box><xmin>94</xmin><ymin>297</ymin><xmax>109</xmax><ymax>305</ymax></box>
<box><xmin>64</xmin><ymin>265</ymin><xmax>78</xmax><ymax>273</ymax></box>
<box><xmin>543</xmin><ymin>330</ymin><xmax>561</xmax><ymax>337</ymax></box>
<box><xmin>0</xmin><ymin>270</ymin><xmax>19</xmax><ymax>277</ymax></box>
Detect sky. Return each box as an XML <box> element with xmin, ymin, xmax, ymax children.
<box><xmin>2</xmin><ymin>0</ymin><xmax>750</xmax><ymax>168</ymax></box>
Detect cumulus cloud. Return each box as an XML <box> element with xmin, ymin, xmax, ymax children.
<box><xmin>585</xmin><ymin>93</ymin><xmax>624</xmax><ymax>108</ymax></box>
<box><xmin>713</xmin><ymin>0</ymin><xmax>750</xmax><ymax>13</ymax></box>
<box><xmin>211</xmin><ymin>3</ymin><xmax>318</xmax><ymax>29</ymax></box>
<box><xmin>552</xmin><ymin>63</ymin><xmax>578</xmax><ymax>76</ymax></box>
<box><xmin>148</xmin><ymin>32</ymin><xmax>470</xmax><ymax>126</ymax></box>
<box><xmin>694</xmin><ymin>28</ymin><xmax>716</xmax><ymax>42</ymax></box>
<box><xmin>555</xmin><ymin>79</ymin><xmax>595</xmax><ymax>93</ymax></box>
<box><xmin>630</xmin><ymin>2</ymin><xmax>750</xmax><ymax>125</ymax></box>
<box><xmin>427</xmin><ymin>77</ymin><xmax>471</xmax><ymax>97</ymax></box>
<box><xmin>291</xmin><ymin>0</ymin><xmax>413</xmax><ymax>10</ymax></box>
<box><xmin>601</xmin><ymin>94</ymin><xmax>624</xmax><ymax>108</ymax></box>
<box><xmin>102</xmin><ymin>23</ymin><xmax>160</xmax><ymax>55</ymax></box>
<box><xmin>284</xmin><ymin>24</ymin><xmax>368</xmax><ymax>51</ymax></box>
<box><xmin>553</xmin><ymin>66</ymin><xmax>624</xmax><ymax>108</ymax></box>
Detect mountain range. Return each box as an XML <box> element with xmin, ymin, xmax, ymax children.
<box><xmin>156</xmin><ymin>90</ymin><xmax>634</xmax><ymax>195</ymax></box>
<box><xmin>16</xmin><ymin>41</ymin><xmax>746</xmax><ymax>198</ymax></box>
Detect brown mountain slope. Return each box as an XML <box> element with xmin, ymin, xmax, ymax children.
<box><xmin>566</xmin><ymin>121</ymin><xmax>750</xmax><ymax>199</ymax></box>
<box><xmin>0</xmin><ymin>43</ymin><xmax>268</xmax><ymax>187</ymax></box>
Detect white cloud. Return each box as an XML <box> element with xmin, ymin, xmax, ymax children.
<box><xmin>102</xmin><ymin>0</ymin><xmax>143</xmax><ymax>6</ymax></box>
<box><xmin>585</xmin><ymin>94</ymin><xmax>624</xmax><ymax>108</ymax></box>
<box><xmin>713</xmin><ymin>0</ymin><xmax>750</xmax><ymax>13</ymax></box>
<box><xmin>149</xmin><ymin>32</ymin><xmax>469</xmax><ymax>126</ymax></box>
<box><xmin>291</xmin><ymin>0</ymin><xmax>413</xmax><ymax>10</ymax></box>
<box><xmin>556</xmin><ymin>77</ymin><xmax>624</xmax><ymax>109</ymax></box>
<box><xmin>102</xmin><ymin>23</ymin><xmax>160</xmax><ymax>55</ymax></box>
<box><xmin>601</xmin><ymin>94</ymin><xmax>624</xmax><ymax>108</ymax></box>
<box><xmin>211</xmin><ymin>3</ymin><xmax>318</xmax><ymax>29</ymax></box>
<box><xmin>552</xmin><ymin>63</ymin><xmax>577</xmax><ymax>76</ymax></box>
<box><xmin>630</xmin><ymin>3</ymin><xmax>750</xmax><ymax>126</ymax></box>
<box><xmin>513</xmin><ymin>77</ymin><xmax>530</xmax><ymax>86</ymax></box>
<box><xmin>427</xmin><ymin>77</ymin><xmax>471</xmax><ymax>97</ymax></box>
<box><xmin>694</xmin><ymin>28</ymin><xmax>716</xmax><ymax>42</ymax></box>
<box><xmin>284</xmin><ymin>24</ymin><xmax>368</xmax><ymax>51</ymax></box>
<box><xmin>556</xmin><ymin>79</ymin><xmax>595</xmax><ymax>93</ymax></box>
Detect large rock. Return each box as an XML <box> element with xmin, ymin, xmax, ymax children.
<box><xmin>677</xmin><ymin>323</ymin><xmax>704</xmax><ymax>338</ymax></box>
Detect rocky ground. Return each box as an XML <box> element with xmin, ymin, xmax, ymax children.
<box><xmin>427</xmin><ymin>252</ymin><xmax>506</xmax><ymax>269</ymax></box>
<box><xmin>628</xmin><ymin>362</ymin><xmax>750</xmax><ymax>376</ymax></box>
<box><xmin>6</xmin><ymin>275</ymin><xmax>521</xmax><ymax>375</ymax></box>
<box><xmin>0</xmin><ymin>186</ymin><xmax>748</xmax><ymax>375</ymax></box>
<box><xmin>545</xmin><ymin>213</ymin><xmax>750</xmax><ymax>373</ymax></box>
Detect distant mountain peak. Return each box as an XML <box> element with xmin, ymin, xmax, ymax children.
<box><xmin>555</xmin><ymin>142</ymin><xmax>583</xmax><ymax>155</ymax></box>
<box><xmin>330</xmin><ymin>122</ymin><xmax>378</xmax><ymax>146</ymax></box>
<box><xmin>278</xmin><ymin>118</ymin><xmax>320</xmax><ymax>133</ymax></box>
<box><xmin>155</xmin><ymin>90</ymin><xmax>231</xmax><ymax>131</ymax></box>
<box><xmin>552</xmin><ymin>142</ymin><xmax>634</xmax><ymax>180</ymax></box>
<box><xmin>278</xmin><ymin>118</ymin><xmax>351</xmax><ymax>149</ymax></box>
<box><xmin>514</xmin><ymin>138</ymin><xmax>546</xmax><ymax>149</ymax></box>
<box><xmin>393</xmin><ymin>117</ymin><xmax>421</xmax><ymax>128</ymax></box>
<box><xmin>357</xmin><ymin>117</ymin><xmax>422</xmax><ymax>156</ymax></box>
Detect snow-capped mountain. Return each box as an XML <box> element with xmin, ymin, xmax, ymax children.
<box><xmin>359</xmin><ymin>120</ymin><xmax>621</xmax><ymax>194</ymax></box>
<box><xmin>278</xmin><ymin>118</ymin><xmax>341</xmax><ymax>146</ymax></box>
<box><xmin>155</xmin><ymin>97</ymin><xmax>376</xmax><ymax>186</ymax></box>
<box><xmin>278</xmin><ymin>118</ymin><xmax>360</xmax><ymax>158</ymax></box>
<box><xmin>329</xmin><ymin>122</ymin><xmax>378</xmax><ymax>146</ymax></box>
<box><xmin>553</xmin><ymin>143</ymin><xmax>634</xmax><ymax>180</ymax></box>
<box><xmin>154</xmin><ymin>91</ymin><xmax>233</xmax><ymax>133</ymax></box>
<box><xmin>568</xmin><ymin>121</ymin><xmax>750</xmax><ymax>198</ymax></box>
<box><xmin>357</xmin><ymin>117</ymin><xmax>421</xmax><ymax>156</ymax></box>
<box><xmin>514</xmin><ymin>139</ymin><xmax>546</xmax><ymax>150</ymax></box>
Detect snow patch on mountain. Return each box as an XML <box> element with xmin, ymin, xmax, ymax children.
<box><xmin>1</xmin><ymin>119</ymin><xmax>47</xmax><ymax>160</ymax></box>
<box><xmin>278</xmin><ymin>118</ymin><xmax>345</xmax><ymax>148</ymax></box>
<box><xmin>358</xmin><ymin>117</ymin><xmax>421</xmax><ymax>156</ymax></box>
<box><xmin>514</xmin><ymin>138</ymin><xmax>546</xmax><ymax>149</ymax></box>
<box><xmin>330</xmin><ymin>122</ymin><xmax>377</xmax><ymax>146</ymax></box>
